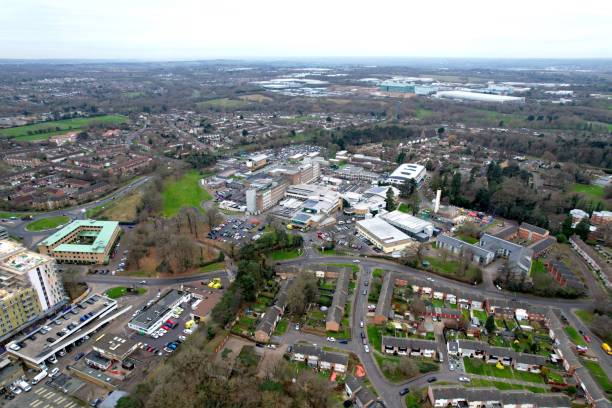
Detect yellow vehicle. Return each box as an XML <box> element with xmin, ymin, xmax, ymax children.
<box><xmin>185</xmin><ymin>320</ymin><xmax>195</xmax><ymax>329</ymax></box>
<box><xmin>208</xmin><ymin>278</ymin><xmax>222</xmax><ymax>289</ymax></box>
<box><xmin>602</xmin><ymin>343</ymin><xmax>612</xmax><ymax>355</ymax></box>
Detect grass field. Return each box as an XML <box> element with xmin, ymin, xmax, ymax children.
<box><xmin>367</xmin><ymin>324</ymin><xmax>382</xmax><ymax>351</ymax></box>
<box><xmin>398</xmin><ymin>203</ymin><xmax>412</xmax><ymax>214</ymax></box>
<box><xmin>424</xmin><ymin>255</ymin><xmax>482</xmax><ymax>283</ymax></box>
<box><xmin>162</xmin><ymin>170</ymin><xmax>212</xmax><ymax>217</ymax></box>
<box><xmin>238</xmin><ymin>94</ymin><xmax>273</xmax><ymax>103</ymax></box>
<box><xmin>575</xmin><ymin>309</ymin><xmax>595</xmax><ymax>325</ymax></box>
<box><xmin>456</xmin><ymin>234</ymin><xmax>479</xmax><ymax>244</ymax></box>
<box><xmin>86</xmin><ymin>191</ymin><xmax>142</xmax><ymax>222</ymax></box>
<box><xmin>581</xmin><ymin>359</ymin><xmax>612</xmax><ymax>396</ymax></box>
<box><xmin>200</xmin><ymin>262</ymin><xmax>226</xmax><ymax>272</ymax></box>
<box><xmin>25</xmin><ymin>216</ymin><xmax>70</xmax><ymax>232</ymax></box>
<box><xmin>269</xmin><ymin>248</ymin><xmax>301</xmax><ymax>261</ymax></box>
<box><xmin>465</xmin><ymin>378</ymin><xmax>547</xmax><ymax>393</ymax></box>
<box><xmin>564</xmin><ymin>326</ymin><xmax>587</xmax><ymax>346</ymax></box>
<box><xmin>105</xmin><ymin>286</ymin><xmax>146</xmax><ymax>299</ymax></box>
<box><xmin>273</xmin><ymin>319</ymin><xmax>289</xmax><ymax>336</ymax></box>
<box><xmin>463</xmin><ymin>358</ymin><xmax>544</xmax><ymax>383</ymax></box>
<box><xmin>0</xmin><ymin>211</ymin><xmax>32</xmax><ymax>219</ymax></box>
<box><xmin>570</xmin><ymin>183</ymin><xmax>605</xmax><ymax>199</ymax></box>
<box><xmin>0</xmin><ymin>115</ymin><xmax>128</xmax><ymax>142</ymax></box>
<box><xmin>197</xmin><ymin>98</ymin><xmax>250</xmax><ymax>110</ymax></box>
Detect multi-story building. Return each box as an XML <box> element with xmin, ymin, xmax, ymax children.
<box><xmin>246</xmin><ymin>154</ymin><xmax>267</xmax><ymax>170</ymax></box>
<box><xmin>245</xmin><ymin>178</ymin><xmax>288</xmax><ymax>214</ymax></box>
<box><xmin>0</xmin><ymin>240</ymin><xmax>65</xmax><ymax>312</ymax></box>
<box><xmin>386</xmin><ymin>163</ymin><xmax>426</xmax><ymax>186</ymax></box>
<box><xmin>0</xmin><ymin>287</ymin><xmax>42</xmax><ymax>339</ymax></box>
<box><xmin>591</xmin><ymin>210</ymin><xmax>612</xmax><ymax>226</ymax></box>
<box><xmin>37</xmin><ymin>219</ymin><xmax>121</xmax><ymax>264</ymax></box>
<box><xmin>356</xmin><ymin>217</ymin><xmax>412</xmax><ymax>254</ymax></box>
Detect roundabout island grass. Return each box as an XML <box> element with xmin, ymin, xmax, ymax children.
<box><xmin>25</xmin><ymin>216</ymin><xmax>70</xmax><ymax>232</ymax></box>
<box><xmin>105</xmin><ymin>286</ymin><xmax>147</xmax><ymax>299</ymax></box>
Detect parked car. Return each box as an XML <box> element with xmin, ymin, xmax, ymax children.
<box><xmin>326</xmin><ymin>337</ymin><xmax>336</xmax><ymax>342</ymax></box>
<box><xmin>399</xmin><ymin>388</ymin><xmax>410</xmax><ymax>396</ymax></box>
<box><xmin>364</xmin><ymin>344</ymin><xmax>370</xmax><ymax>353</ymax></box>
<box><xmin>427</xmin><ymin>377</ymin><xmax>437</xmax><ymax>383</ymax></box>
<box><xmin>74</xmin><ymin>352</ymin><xmax>85</xmax><ymax>361</ymax></box>
<box><xmin>459</xmin><ymin>377</ymin><xmax>471</xmax><ymax>383</ymax></box>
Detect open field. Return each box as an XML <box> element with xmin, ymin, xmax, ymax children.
<box><xmin>238</xmin><ymin>94</ymin><xmax>273</xmax><ymax>103</ymax></box>
<box><xmin>463</xmin><ymin>358</ymin><xmax>544</xmax><ymax>383</ymax></box>
<box><xmin>424</xmin><ymin>255</ymin><xmax>482</xmax><ymax>283</ymax></box>
<box><xmin>105</xmin><ymin>286</ymin><xmax>146</xmax><ymax>299</ymax></box>
<box><xmin>197</xmin><ymin>98</ymin><xmax>250</xmax><ymax>110</ymax></box>
<box><xmin>0</xmin><ymin>115</ymin><xmax>128</xmax><ymax>141</ymax></box>
<box><xmin>25</xmin><ymin>215</ymin><xmax>70</xmax><ymax>231</ymax></box>
<box><xmin>574</xmin><ymin>309</ymin><xmax>594</xmax><ymax>325</ymax></box>
<box><xmin>570</xmin><ymin>183</ymin><xmax>605</xmax><ymax>199</ymax></box>
<box><xmin>581</xmin><ymin>359</ymin><xmax>612</xmax><ymax>396</ymax></box>
<box><xmin>564</xmin><ymin>326</ymin><xmax>587</xmax><ymax>346</ymax></box>
<box><xmin>86</xmin><ymin>191</ymin><xmax>142</xmax><ymax>222</ymax></box>
<box><xmin>200</xmin><ymin>262</ymin><xmax>226</xmax><ymax>273</ymax></box>
<box><xmin>268</xmin><ymin>248</ymin><xmax>301</xmax><ymax>261</ymax></box>
<box><xmin>162</xmin><ymin>170</ymin><xmax>212</xmax><ymax>217</ymax></box>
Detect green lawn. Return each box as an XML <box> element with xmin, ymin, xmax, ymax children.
<box><xmin>105</xmin><ymin>286</ymin><xmax>146</xmax><ymax>299</ymax></box>
<box><xmin>398</xmin><ymin>203</ymin><xmax>412</xmax><ymax>214</ymax></box>
<box><xmin>463</xmin><ymin>358</ymin><xmax>544</xmax><ymax>383</ymax></box>
<box><xmin>564</xmin><ymin>326</ymin><xmax>587</xmax><ymax>346</ymax></box>
<box><xmin>581</xmin><ymin>359</ymin><xmax>612</xmax><ymax>396</ymax></box>
<box><xmin>25</xmin><ymin>216</ymin><xmax>70</xmax><ymax>232</ymax></box>
<box><xmin>465</xmin><ymin>378</ymin><xmax>546</xmax><ymax>393</ymax></box>
<box><xmin>162</xmin><ymin>170</ymin><xmax>213</xmax><ymax>217</ymax></box>
<box><xmin>324</xmin><ymin>263</ymin><xmax>359</xmax><ymax>273</ymax></box>
<box><xmin>200</xmin><ymin>262</ymin><xmax>225</xmax><ymax>272</ymax></box>
<box><xmin>0</xmin><ymin>211</ymin><xmax>33</xmax><ymax>219</ymax></box>
<box><xmin>456</xmin><ymin>234</ymin><xmax>478</xmax><ymax>244</ymax></box>
<box><xmin>367</xmin><ymin>324</ymin><xmax>382</xmax><ymax>351</ymax></box>
<box><xmin>269</xmin><ymin>248</ymin><xmax>301</xmax><ymax>261</ymax></box>
<box><xmin>0</xmin><ymin>115</ymin><xmax>128</xmax><ymax>141</ymax></box>
<box><xmin>424</xmin><ymin>256</ymin><xmax>482</xmax><ymax>283</ymax></box>
<box><xmin>273</xmin><ymin>319</ymin><xmax>289</xmax><ymax>336</ymax></box>
<box><xmin>372</xmin><ymin>268</ymin><xmax>384</xmax><ymax>278</ymax></box>
<box><xmin>574</xmin><ymin>309</ymin><xmax>595</xmax><ymax>325</ymax></box>
<box><xmin>405</xmin><ymin>394</ymin><xmax>421</xmax><ymax>408</ymax></box>
<box><xmin>197</xmin><ymin>98</ymin><xmax>250</xmax><ymax>110</ymax></box>
<box><xmin>570</xmin><ymin>183</ymin><xmax>605</xmax><ymax>199</ymax></box>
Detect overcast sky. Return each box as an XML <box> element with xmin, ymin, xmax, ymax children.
<box><xmin>2</xmin><ymin>0</ymin><xmax>611</xmax><ymax>60</ymax></box>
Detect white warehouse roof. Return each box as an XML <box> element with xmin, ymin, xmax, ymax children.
<box><xmin>356</xmin><ymin>217</ymin><xmax>410</xmax><ymax>244</ymax></box>
<box><xmin>381</xmin><ymin>210</ymin><xmax>433</xmax><ymax>235</ymax></box>
<box><xmin>387</xmin><ymin>163</ymin><xmax>426</xmax><ymax>184</ymax></box>
<box><xmin>436</xmin><ymin>91</ymin><xmax>525</xmax><ymax>103</ymax></box>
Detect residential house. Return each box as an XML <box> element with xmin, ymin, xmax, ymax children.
<box><xmin>325</xmin><ymin>269</ymin><xmax>350</xmax><ymax>332</ymax></box>
<box><xmin>518</xmin><ymin>222</ymin><xmax>550</xmax><ymax>242</ymax></box>
<box><xmin>436</xmin><ymin>234</ymin><xmax>495</xmax><ymax>265</ymax></box>
<box><xmin>345</xmin><ymin>375</ymin><xmax>383</xmax><ymax>408</ymax></box>
<box><xmin>428</xmin><ymin>385</ymin><xmax>571</xmax><ymax>408</ymax></box>
<box><xmin>373</xmin><ymin>272</ymin><xmax>395</xmax><ymax>324</ymax></box>
<box><xmin>546</xmin><ymin>260</ymin><xmax>585</xmax><ymax>290</ymax></box>
<box><xmin>290</xmin><ymin>343</ymin><xmax>348</xmax><ymax>373</ymax></box>
<box><xmin>254</xmin><ymin>280</ymin><xmax>290</xmax><ymax>343</ymax></box>
<box><xmin>382</xmin><ymin>336</ymin><xmax>437</xmax><ymax>358</ymax></box>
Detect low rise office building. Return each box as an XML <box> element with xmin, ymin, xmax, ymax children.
<box><xmin>38</xmin><ymin>219</ymin><xmax>121</xmax><ymax>264</ymax></box>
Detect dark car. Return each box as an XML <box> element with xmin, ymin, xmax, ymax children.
<box><xmin>75</xmin><ymin>352</ymin><xmax>85</xmax><ymax>361</ymax></box>
<box><xmin>399</xmin><ymin>387</ymin><xmax>410</xmax><ymax>396</ymax></box>
<box><xmin>338</xmin><ymin>340</ymin><xmax>348</xmax><ymax>344</ymax></box>
<box><xmin>427</xmin><ymin>377</ymin><xmax>437</xmax><ymax>383</ymax></box>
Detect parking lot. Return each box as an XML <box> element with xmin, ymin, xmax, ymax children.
<box><xmin>6</xmin><ymin>385</ymin><xmax>83</xmax><ymax>408</ymax></box>
<box><xmin>207</xmin><ymin>217</ymin><xmax>265</xmax><ymax>245</ymax></box>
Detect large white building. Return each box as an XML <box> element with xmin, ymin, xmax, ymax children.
<box><xmin>435</xmin><ymin>90</ymin><xmax>525</xmax><ymax>103</ymax></box>
<box><xmin>381</xmin><ymin>210</ymin><xmax>434</xmax><ymax>239</ymax></box>
<box><xmin>0</xmin><ymin>240</ymin><xmax>64</xmax><ymax>312</ymax></box>
<box><xmin>386</xmin><ymin>163</ymin><xmax>426</xmax><ymax>186</ymax></box>
<box><xmin>356</xmin><ymin>217</ymin><xmax>412</xmax><ymax>253</ymax></box>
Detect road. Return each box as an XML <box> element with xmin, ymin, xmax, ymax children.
<box><xmin>0</xmin><ymin>176</ymin><xmax>151</xmax><ymax>247</ymax></box>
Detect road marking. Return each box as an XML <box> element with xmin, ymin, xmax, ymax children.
<box><xmin>35</xmin><ymin>388</ymin><xmax>45</xmax><ymax>395</ymax></box>
<box><xmin>30</xmin><ymin>400</ymin><xmax>43</xmax><ymax>407</ymax></box>
<box><xmin>55</xmin><ymin>395</ymin><xmax>65</xmax><ymax>403</ymax></box>
<box><xmin>43</xmin><ymin>390</ymin><xmax>55</xmax><ymax>398</ymax></box>
<box><xmin>65</xmin><ymin>402</ymin><xmax>75</xmax><ymax>408</ymax></box>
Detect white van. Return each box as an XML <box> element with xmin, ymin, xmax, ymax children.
<box><xmin>18</xmin><ymin>380</ymin><xmax>32</xmax><ymax>392</ymax></box>
<box><xmin>31</xmin><ymin>370</ymin><xmax>48</xmax><ymax>385</ymax></box>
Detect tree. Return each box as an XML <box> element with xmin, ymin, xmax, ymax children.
<box><xmin>385</xmin><ymin>188</ymin><xmax>396</xmax><ymax>212</ymax></box>
<box><xmin>575</xmin><ymin>218</ymin><xmax>590</xmax><ymax>241</ymax></box>
<box><xmin>396</xmin><ymin>151</ymin><xmax>406</xmax><ymax>164</ymax></box>
<box><xmin>561</xmin><ymin>214</ymin><xmax>574</xmax><ymax>238</ymax></box>
<box><xmin>409</xmin><ymin>297</ymin><xmax>426</xmax><ymax>317</ymax></box>
<box><xmin>485</xmin><ymin>314</ymin><xmax>496</xmax><ymax>334</ymax></box>
<box><xmin>204</xmin><ymin>207</ymin><xmax>224</xmax><ymax>230</ymax></box>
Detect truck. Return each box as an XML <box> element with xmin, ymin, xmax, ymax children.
<box><xmin>31</xmin><ymin>370</ymin><xmax>48</xmax><ymax>385</ymax></box>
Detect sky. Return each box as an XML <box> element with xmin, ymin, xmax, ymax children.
<box><xmin>1</xmin><ymin>0</ymin><xmax>611</xmax><ymax>60</ymax></box>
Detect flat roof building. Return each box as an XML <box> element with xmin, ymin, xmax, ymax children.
<box><xmin>387</xmin><ymin>163</ymin><xmax>426</xmax><ymax>186</ymax></box>
<box><xmin>436</xmin><ymin>90</ymin><xmax>525</xmax><ymax>103</ymax></box>
<box><xmin>0</xmin><ymin>240</ymin><xmax>65</xmax><ymax>313</ymax></box>
<box><xmin>356</xmin><ymin>217</ymin><xmax>412</xmax><ymax>253</ymax></box>
<box><xmin>38</xmin><ymin>220</ymin><xmax>121</xmax><ymax>264</ymax></box>
<box><xmin>7</xmin><ymin>294</ymin><xmax>119</xmax><ymax>367</ymax></box>
<box><xmin>381</xmin><ymin>210</ymin><xmax>434</xmax><ymax>237</ymax></box>
<box><xmin>127</xmin><ymin>289</ymin><xmax>190</xmax><ymax>335</ymax></box>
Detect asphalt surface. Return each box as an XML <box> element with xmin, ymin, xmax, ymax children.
<box><xmin>0</xmin><ymin>176</ymin><xmax>151</xmax><ymax>247</ymax></box>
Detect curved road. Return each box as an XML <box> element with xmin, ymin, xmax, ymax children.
<box><xmin>1</xmin><ymin>176</ymin><xmax>151</xmax><ymax>247</ymax></box>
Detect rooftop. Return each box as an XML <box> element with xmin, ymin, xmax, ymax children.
<box><xmin>357</xmin><ymin>217</ymin><xmax>410</xmax><ymax>244</ymax></box>
<box><xmin>129</xmin><ymin>289</ymin><xmax>188</xmax><ymax>331</ymax></box>
<box><xmin>381</xmin><ymin>210</ymin><xmax>432</xmax><ymax>234</ymax></box>
<box><xmin>0</xmin><ymin>240</ymin><xmax>52</xmax><ymax>273</ymax></box>
<box><xmin>40</xmin><ymin>219</ymin><xmax>119</xmax><ymax>254</ymax></box>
